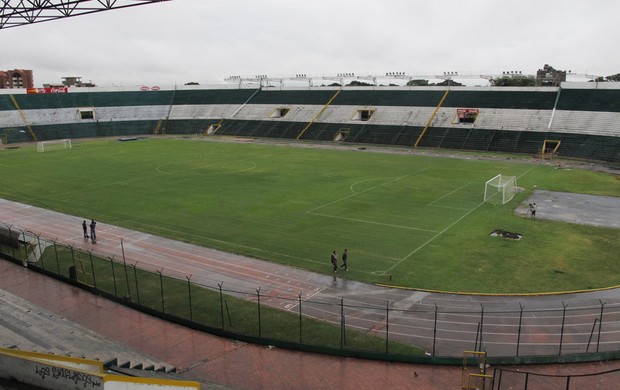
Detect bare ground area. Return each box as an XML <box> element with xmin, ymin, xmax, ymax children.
<box><xmin>517</xmin><ymin>190</ymin><xmax>620</xmax><ymax>229</ymax></box>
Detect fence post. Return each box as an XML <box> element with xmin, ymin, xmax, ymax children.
<box><xmin>586</xmin><ymin>319</ymin><xmax>599</xmax><ymax>353</ymax></box>
<box><xmin>88</xmin><ymin>250</ymin><xmax>96</xmax><ymax>289</ymax></box>
<box><xmin>385</xmin><ymin>300</ymin><xmax>389</xmax><ymax>354</ymax></box>
<box><xmin>516</xmin><ymin>303</ymin><xmax>524</xmax><ymax>357</ymax></box>
<box><xmin>121</xmin><ymin>239</ymin><xmax>131</xmax><ymax>300</ymax></box>
<box><xmin>36</xmin><ymin>234</ymin><xmax>44</xmax><ymax>269</ymax></box>
<box><xmin>478</xmin><ymin>304</ymin><xmax>485</xmax><ymax>352</ymax></box>
<box><xmin>186</xmin><ymin>275</ymin><xmax>193</xmax><ymax>322</ymax></box>
<box><xmin>70</xmin><ymin>245</ymin><xmax>77</xmax><ymax>270</ymax></box>
<box><xmin>218</xmin><ymin>282</ymin><xmax>224</xmax><ymax>329</ymax></box>
<box><xmin>53</xmin><ymin>240</ymin><xmax>60</xmax><ymax>275</ymax></box>
<box><xmin>432</xmin><ymin>303</ymin><xmax>438</xmax><ymax>356</ymax></box>
<box><xmin>298</xmin><ymin>293</ymin><xmax>303</xmax><ymax>344</ymax></box>
<box><xmin>340</xmin><ymin>297</ymin><xmax>345</xmax><ymax>349</ymax></box>
<box><xmin>494</xmin><ymin>368</ymin><xmax>502</xmax><ymax>390</ymax></box>
<box><xmin>109</xmin><ymin>256</ymin><xmax>118</xmax><ymax>297</ymax></box>
<box><xmin>256</xmin><ymin>287</ymin><xmax>262</xmax><ymax>339</ymax></box>
<box><xmin>8</xmin><ymin>225</ymin><xmax>16</xmax><ymax>260</ymax></box>
<box><xmin>157</xmin><ymin>268</ymin><xmax>165</xmax><ymax>313</ymax></box>
<box><xmin>559</xmin><ymin>302</ymin><xmax>568</xmax><ymax>356</ymax></box>
<box><xmin>597</xmin><ymin>300</ymin><xmax>606</xmax><ymax>353</ymax></box>
<box><xmin>132</xmin><ymin>263</ymin><xmax>140</xmax><ymax>304</ymax></box>
<box><xmin>20</xmin><ymin>230</ymin><xmax>28</xmax><ymax>265</ymax></box>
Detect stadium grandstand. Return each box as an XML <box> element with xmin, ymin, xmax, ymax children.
<box><xmin>1</xmin><ymin>82</ymin><xmax>619</xmax><ymax>162</ymax></box>
<box><xmin>1</xmin><ymin>81</ymin><xmax>620</xmax><ymax>390</ymax></box>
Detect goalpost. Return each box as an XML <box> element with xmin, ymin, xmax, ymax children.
<box><xmin>37</xmin><ymin>139</ymin><xmax>72</xmax><ymax>152</ymax></box>
<box><xmin>484</xmin><ymin>174</ymin><xmax>517</xmax><ymax>205</ymax></box>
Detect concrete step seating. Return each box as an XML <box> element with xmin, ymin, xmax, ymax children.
<box><xmin>0</xmin><ymin>288</ymin><xmax>174</xmax><ymax>374</ymax></box>
<box><xmin>551</xmin><ymin>110</ymin><xmax>620</xmax><ymax>137</ymax></box>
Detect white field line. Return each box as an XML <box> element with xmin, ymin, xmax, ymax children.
<box><xmin>385</xmin><ymin>166</ymin><xmax>539</xmax><ymax>273</ymax></box>
<box><xmin>308</xmin><ymin>211</ymin><xmax>440</xmax><ymax>233</ymax></box>
<box><xmin>428</xmin><ymin>182</ymin><xmax>472</xmax><ymax>206</ymax></box>
<box><xmin>306</xmin><ymin>167</ymin><xmax>430</xmax><ymax>214</ymax></box>
<box><xmin>431</xmin><ymin>205</ymin><xmax>470</xmax><ymax>211</ymax></box>
<box><xmin>384</xmin><ymin>200</ymin><xmax>487</xmax><ymax>273</ymax></box>
<box><xmin>518</xmin><ymin>165</ymin><xmax>536</xmax><ymax>180</ymax></box>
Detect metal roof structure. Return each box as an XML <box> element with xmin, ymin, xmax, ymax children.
<box><xmin>0</xmin><ymin>0</ymin><xmax>170</xmax><ymax>29</ymax></box>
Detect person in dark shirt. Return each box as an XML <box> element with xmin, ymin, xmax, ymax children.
<box><xmin>330</xmin><ymin>250</ymin><xmax>338</xmax><ymax>273</ymax></box>
<box><xmin>89</xmin><ymin>219</ymin><xmax>97</xmax><ymax>242</ymax></box>
<box><xmin>340</xmin><ymin>249</ymin><xmax>349</xmax><ymax>271</ymax></box>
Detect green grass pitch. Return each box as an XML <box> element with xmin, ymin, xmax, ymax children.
<box><xmin>1</xmin><ymin>137</ymin><xmax>619</xmax><ymax>293</ymax></box>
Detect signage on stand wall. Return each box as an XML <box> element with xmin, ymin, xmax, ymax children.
<box><xmin>26</xmin><ymin>87</ymin><xmax>69</xmax><ymax>94</ymax></box>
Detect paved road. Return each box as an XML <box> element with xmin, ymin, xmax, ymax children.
<box><xmin>2</xmin><ymin>198</ymin><xmax>620</xmax><ymax>358</ymax></box>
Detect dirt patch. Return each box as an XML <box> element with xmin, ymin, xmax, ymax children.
<box><xmin>518</xmin><ymin>190</ymin><xmax>620</xmax><ymax>229</ymax></box>
<box><xmin>490</xmin><ymin>229</ymin><xmax>523</xmax><ymax>240</ymax></box>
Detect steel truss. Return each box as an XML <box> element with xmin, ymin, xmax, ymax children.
<box><xmin>1</xmin><ymin>0</ymin><xmax>170</xmax><ymax>29</ymax></box>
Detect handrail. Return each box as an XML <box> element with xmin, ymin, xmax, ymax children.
<box><xmin>296</xmin><ymin>89</ymin><xmax>341</xmax><ymax>140</ymax></box>
<box><xmin>414</xmin><ymin>89</ymin><xmax>449</xmax><ymax>147</ymax></box>
<box><xmin>9</xmin><ymin>94</ymin><xmax>37</xmax><ymax>141</ymax></box>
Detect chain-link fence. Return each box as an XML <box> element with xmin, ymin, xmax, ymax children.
<box><xmin>493</xmin><ymin>367</ymin><xmax>620</xmax><ymax>390</ymax></box>
<box><xmin>2</xmin><ymin>222</ymin><xmax>620</xmax><ymax>363</ymax></box>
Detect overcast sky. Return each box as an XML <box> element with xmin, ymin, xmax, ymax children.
<box><xmin>2</xmin><ymin>0</ymin><xmax>618</xmax><ymax>87</ymax></box>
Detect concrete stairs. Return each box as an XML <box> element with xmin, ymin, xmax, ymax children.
<box><xmin>0</xmin><ymin>288</ymin><xmax>175</xmax><ymax>374</ymax></box>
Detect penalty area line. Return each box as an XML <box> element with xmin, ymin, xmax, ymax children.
<box><xmin>306</xmin><ymin>167</ymin><xmax>430</xmax><ymax>214</ymax></box>
<box><xmin>307</xmin><ymin>210</ymin><xmax>439</xmax><ymax>233</ymax></box>
<box><xmin>428</xmin><ymin>181</ymin><xmax>472</xmax><ymax>206</ymax></box>
<box><xmin>384</xmin><ymin>200</ymin><xmax>487</xmax><ymax>274</ymax></box>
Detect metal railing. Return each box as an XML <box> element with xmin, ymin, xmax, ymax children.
<box><xmin>2</xmin><ymin>222</ymin><xmax>620</xmax><ymax>364</ymax></box>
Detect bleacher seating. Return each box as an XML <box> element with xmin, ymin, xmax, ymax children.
<box><xmin>170</xmin><ymin>104</ymin><xmax>246</xmax><ymax>120</ymax></box>
<box><xmin>251</xmin><ymin>89</ymin><xmax>337</xmax><ymax>105</ymax></box>
<box><xmin>462</xmin><ymin>128</ymin><xmax>496</xmax><ymax>151</ymax></box>
<box><xmin>1</xmin><ymin>84</ymin><xmax>619</xmax><ymax>162</ymax></box>
<box><xmin>550</xmin><ymin>110</ymin><xmax>620</xmax><ymax>137</ymax></box>
<box><xmin>470</xmin><ymin>108</ymin><xmax>551</xmax><ymax>132</ymax></box>
<box><xmin>0</xmin><ymin>110</ymin><xmax>22</xmax><ymax>128</ymax></box>
<box><xmin>96</xmin><ymin>105</ymin><xmax>168</xmax><ymax>121</ymax></box>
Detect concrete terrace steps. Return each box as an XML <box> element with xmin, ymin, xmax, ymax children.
<box><xmin>0</xmin><ymin>288</ymin><xmax>175</xmax><ymax>374</ymax></box>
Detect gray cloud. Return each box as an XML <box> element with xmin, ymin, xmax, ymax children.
<box><xmin>1</xmin><ymin>0</ymin><xmax>618</xmax><ymax>87</ymax></box>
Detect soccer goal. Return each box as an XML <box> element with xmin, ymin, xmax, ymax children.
<box><xmin>484</xmin><ymin>174</ymin><xmax>517</xmax><ymax>205</ymax></box>
<box><xmin>37</xmin><ymin>139</ymin><xmax>72</xmax><ymax>152</ymax></box>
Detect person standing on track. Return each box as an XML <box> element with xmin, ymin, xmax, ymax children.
<box><xmin>89</xmin><ymin>219</ymin><xmax>97</xmax><ymax>243</ymax></box>
<box><xmin>331</xmin><ymin>250</ymin><xmax>338</xmax><ymax>273</ymax></box>
<box><xmin>340</xmin><ymin>248</ymin><xmax>349</xmax><ymax>271</ymax></box>
<box><xmin>82</xmin><ymin>220</ymin><xmax>88</xmax><ymax>238</ymax></box>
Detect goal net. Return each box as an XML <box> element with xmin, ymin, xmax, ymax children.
<box><xmin>37</xmin><ymin>139</ymin><xmax>72</xmax><ymax>152</ymax></box>
<box><xmin>484</xmin><ymin>174</ymin><xmax>517</xmax><ymax>205</ymax></box>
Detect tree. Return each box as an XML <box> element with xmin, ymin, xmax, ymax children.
<box><xmin>435</xmin><ymin>79</ymin><xmax>463</xmax><ymax>87</ymax></box>
<box><xmin>185</xmin><ymin>82</ymin><xmax>199</xmax><ymax>85</ymax></box>
<box><xmin>490</xmin><ymin>75</ymin><xmax>535</xmax><ymax>87</ymax></box>
<box><xmin>406</xmin><ymin>79</ymin><xmax>431</xmax><ymax>86</ymax></box>
<box><xmin>592</xmin><ymin>73</ymin><xmax>620</xmax><ymax>82</ymax></box>
<box><xmin>346</xmin><ymin>80</ymin><xmax>374</xmax><ymax>87</ymax></box>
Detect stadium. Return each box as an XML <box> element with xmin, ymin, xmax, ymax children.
<box><xmin>1</xmin><ymin>80</ymin><xmax>620</xmax><ymax>389</ymax></box>
<box><xmin>1</xmin><ymin>1</ymin><xmax>620</xmax><ymax>389</ymax></box>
